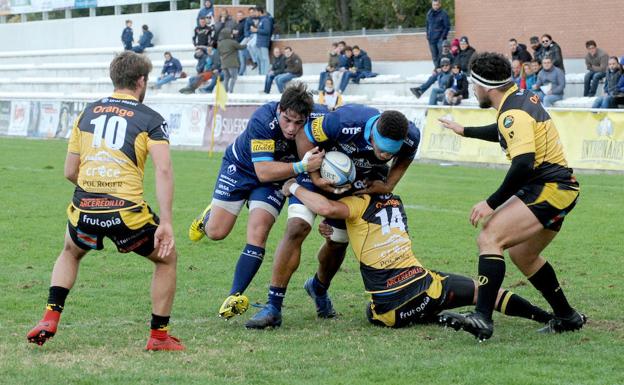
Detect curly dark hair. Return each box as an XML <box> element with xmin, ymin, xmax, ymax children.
<box><xmin>469</xmin><ymin>51</ymin><xmax>512</xmax><ymax>84</ymax></box>
<box><xmin>279</xmin><ymin>82</ymin><xmax>314</xmax><ymax>118</ymax></box>
<box><xmin>377</xmin><ymin>110</ymin><xmax>409</xmax><ymax>140</ymax></box>
<box><xmin>109</xmin><ymin>51</ymin><xmax>152</xmax><ymax>90</ymax></box>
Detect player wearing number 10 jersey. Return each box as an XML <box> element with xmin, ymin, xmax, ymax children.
<box><xmin>27</xmin><ymin>51</ymin><xmax>184</xmax><ymax>351</ymax></box>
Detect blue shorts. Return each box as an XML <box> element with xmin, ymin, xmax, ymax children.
<box><xmin>212</xmin><ymin>157</ymin><xmax>286</xmax><ymax>218</ymax></box>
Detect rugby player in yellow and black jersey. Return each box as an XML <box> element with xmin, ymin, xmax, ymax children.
<box><xmin>281</xmin><ymin>178</ymin><xmax>552</xmax><ymax>329</ymax></box>
<box><xmin>27</xmin><ymin>51</ymin><xmax>184</xmax><ymax>351</ymax></box>
<box><xmin>439</xmin><ymin>52</ymin><xmax>585</xmax><ymax>341</ymax></box>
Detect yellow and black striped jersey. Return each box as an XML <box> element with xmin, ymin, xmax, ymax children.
<box><xmin>496</xmin><ymin>84</ymin><xmax>572</xmax><ymax>183</ymax></box>
<box><xmin>67</xmin><ymin>93</ymin><xmax>169</xmax><ymax>212</ymax></box>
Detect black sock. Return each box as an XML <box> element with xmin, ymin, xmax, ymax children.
<box><xmin>312</xmin><ymin>273</ymin><xmax>329</xmax><ymax>296</ymax></box>
<box><xmin>46</xmin><ymin>286</ymin><xmax>70</xmax><ymax>313</ymax></box>
<box><xmin>528</xmin><ymin>262</ymin><xmax>573</xmax><ymax>317</ymax></box>
<box><xmin>495</xmin><ymin>290</ymin><xmax>552</xmax><ymax>324</ymax></box>
<box><xmin>475</xmin><ymin>254</ymin><xmax>506</xmax><ymax>320</ymax></box>
<box><xmin>150</xmin><ymin>314</ymin><xmax>170</xmax><ymax>331</ymax></box>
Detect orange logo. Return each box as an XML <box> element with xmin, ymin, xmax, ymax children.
<box><xmin>529</xmin><ymin>95</ymin><xmax>540</xmax><ymax>104</ymax></box>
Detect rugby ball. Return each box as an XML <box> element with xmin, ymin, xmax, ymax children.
<box><xmin>320</xmin><ymin>151</ymin><xmax>356</xmax><ymax>186</ymax></box>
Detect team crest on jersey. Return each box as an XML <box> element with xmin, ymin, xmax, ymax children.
<box><xmin>251</xmin><ymin>139</ymin><xmax>275</xmax><ymax>152</ymax></box>
<box><xmin>503</xmin><ymin>115</ymin><xmax>514</xmax><ymax>128</ymax></box>
<box><xmin>311</xmin><ymin>117</ymin><xmax>328</xmax><ymax>142</ymax></box>
<box><xmin>227</xmin><ymin>164</ymin><xmax>237</xmax><ymax>174</ymax></box>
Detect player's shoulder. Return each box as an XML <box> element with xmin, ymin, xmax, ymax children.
<box><xmin>500</xmin><ymin>88</ymin><xmax>549</xmax><ymax>122</ymax></box>
<box><xmin>248</xmin><ymin>102</ymin><xmax>279</xmax><ymax>131</ymax></box>
<box><xmin>404</xmin><ymin>121</ymin><xmax>421</xmax><ymax>147</ymax></box>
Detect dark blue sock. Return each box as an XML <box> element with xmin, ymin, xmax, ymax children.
<box><xmin>267</xmin><ymin>286</ymin><xmax>286</xmax><ymax>311</ymax></box>
<box><xmin>312</xmin><ymin>273</ymin><xmax>329</xmax><ymax>296</ymax></box>
<box><xmin>229</xmin><ymin>244</ymin><xmax>264</xmax><ymax>295</ymax></box>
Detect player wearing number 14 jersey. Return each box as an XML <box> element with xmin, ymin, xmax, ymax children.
<box><xmin>27</xmin><ymin>51</ymin><xmax>184</xmax><ymax>351</ymax></box>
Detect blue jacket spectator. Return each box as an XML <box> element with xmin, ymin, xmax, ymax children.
<box><xmin>425</xmin><ymin>0</ymin><xmax>450</xmax><ymax>67</ymax></box>
<box><xmin>121</xmin><ymin>20</ymin><xmax>133</xmax><ymax>50</ymax></box>
<box><xmin>409</xmin><ymin>57</ymin><xmax>452</xmax><ymax>104</ymax></box>
<box><xmin>154</xmin><ymin>52</ymin><xmax>182</xmax><ymax>89</ymax></box>
<box><xmin>132</xmin><ymin>25</ymin><xmax>154</xmax><ymax>53</ymax></box>
<box><xmin>533</xmin><ymin>57</ymin><xmax>565</xmax><ymax>107</ymax></box>
<box><xmin>444</xmin><ymin>64</ymin><xmax>468</xmax><ymax>105</ymax></box>
<box><xmin>197</xmin><ymin>0</ymin><xmax>214</xmax><ymax>26</ymax></box>
<box><xmin>338</xmin><ymin>46</ymin><xmax>377</xmax><ymax>93</ymax></box>
<box><xmin>254</xmin><ymin>7</ymin><xmax>273</xmax><ymax>75</ymax></box>
<box><xmin>592</xmin><ymin>56</ymin><xmax>624</xmax><ymax>109</ymax></box>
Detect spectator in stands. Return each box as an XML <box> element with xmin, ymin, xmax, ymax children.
<box><xmin>217</xmin><ymin>28</ymin><xmax>247</xmax><ymax>93</ymax></box>
<box><xmin>318</xmin><ymin>43</ymin><xmax>341</xmax><ymax>91</ymax></box>
<box><xmin>154</xmin><ymin>52</ymin><xmax>183</xmax><ymax>89</ymax></box>
<box><xmin>532</xmin><ymin>56</ymin><xmax>565</xmax><ymax>107</ymax></box>
<box><xmin>263</xmin><ymin>47</ymin><xmax>286</xmax><ymax>93</ymax></box>
<box><xmin>318</xmin><ymin>78</ymin><xmax>343</xmax><ymax>111</ymax></box>
<box><xmin>511</xmin><ymin>59</ymin><xmax>522</xmax><ymax>87</ymax></box>
<box><xmin>338</xmin><ymin>46</ymin><xmax>377</xmax><ymax>93</ymax></box>
<box><xmin>540</xmin><ymin>34</ymin><xmax>564</xmax><ymax>71</ymax></box>
<box><xmin>523</xmin><ymin>61</ymin><xmax>536</xmax><ymax>90</ymax></box>
<box><xmin>334</xmin><ymin>46</ymin><xmax>354</xmax><ymax>92</ymax></box>
<box><xmin>214</xmin><ymin>9</ymin><xmax>236</xmax><ymax>42</ymax></box>
<box><xmin>438</xmin><ymin>40</ymin><xmax>454</xmax><ymax>68</ymax></box>
<box><xmin>454</xmin><ymin>36</ymin><xmax>476</xmax><ymax>74</ymax></box>
<box><xmin>234</xmin><ymin>10</ymin><xmax>249</xmax><ymax>75</ymax></box>
<box><xmin>425</xmin><ymin>0</ymin><xmax>450</xmax><ymax>67</ymax></box>
<box><xmin>132</xmin><ymin>25</ymin><xmax>154</xmax><ymax>53</ymax></box>
<box><xmin>193</xmin><ymin>16</ymin><xmax>212</xmax><ymax>48</ymax></box>
<box><xmin>196</xmin><ymin>0</ymin><xmax>214</xmax><ymax>26</ymax></box>
<box><xmin>198</xmin><ymin>45</ymin><xmax>222</xmax><ymax>93</ymax></box>
<box><xmin>509</xmin><ymin>38</ymin><xmax>532</xmax><ymax>63</ymax></box>
<box><xmin>592</xmin><ymin>56</ymin><xmax>623</xmax><ymax>109</ymax></box>
<box><xmin>179</xmin><ymin>46</ymin><xmax>219</xmax><ymax>94</ymax></box>
<box><xmin>530</xmin><ymin>36</ymin><xmax>544</xmax><ymax>63</ymax></box>
<box><xmin>253</xmin><ymin>6</ymin><xmax>273</xmax><ymax>75</ymax></box>
<box><xmin>444</xmin><ymin>63</ymin><xmax>468</xmax><ymax>105</ymax></box>
<box><xmin>337</xmin><ymin>41</ymin><xmax>347</xmax><ymax>54</ymax></box>
<box><xmin>409</xmin><ymin>57</ymin><xmax>453</xmax><ymax>103</ymax></box>
<box><xmin>274</xmin><ymin>47</ymin><xmax>302</xmax><ymax>93</ymax></box>
<box><xmin>244</xmin><ymin>7</ymin><xmax>259</xmax><ymax>72</ymax></box>
<box><xmin>121</xmin><ymin>20</ymin><xmax>133</xmax><ymax>51</ymax></box>
<box><xmin>450</xmin><ymin>38</ymin><xmax>460</xmax><ymax>57</ymax></box>
<box><xmin>584</xmin><ymin>40</ymin><xmax>609</xmax><ymax>97</ymax></box>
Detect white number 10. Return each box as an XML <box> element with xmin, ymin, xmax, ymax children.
<box><xmin>90</xmin><ymin>115</ymin><xmax>127</xmax><ymax>150</ymax></box>
<box><xmin>375</xmin><ymin>207</ymin><xmax>406</xmax><ymax>235</ymax></box>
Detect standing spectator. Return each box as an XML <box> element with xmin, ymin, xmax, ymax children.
<box><xmin>533</xmin><ymin>56</ymin><xmax>565</xmax><ymax>107</ymax></box>
<box><xmin>214</xmin><ymin>9</ymin><xmax>236</xmax><ymax>41</ymax></box>
<box><xmin>244</xmin><ymin>7</ymin><xmax>259</xmax><ymax>71</ymax></box>
<box><xmin>318</xmin><ymin>43</ymin><xmax>341</xmax><ymax>91</ymax></box>
<box><xmin>444</xmin><ymin>63</ymin><xmax>468</xmax><ymax>105</ymax></box>
<box><xmin>509</xmin><ymin>38</ymin><xmax>532</xmax><ymax>63</ymax></box>
<box><xmin>132</xmin><ymin>25</ymin><xmax>154</xmax><ymax>53</ymax></box>
<box><xmin>254</xmin><ymin>6</ymin><xmax>273</xmax><ymax>75</ymax></box>
<box><xmin>592</xmin><ymin>56</ymin><xmax>623</xmax><ymax>109</ymax></box>
<box><xmin>217</xmin><ymin>28</ymin><xmax>247</xmax><ymax>93</ymax></box>
<box><xmin>263</xmin><ymin>47</ymin><xmax>286</xmax><ymax>93</ymax></box>
<box><xmin>409</xmin><ymin>57</ymin><xmax>453</xmax><ymax>104</ymax></box>
<box><xmin>318</xmin><ymin>78</ymin><xmax>343</xmax><ymax>111</ymax></box>
<box><xmin>274</xmin><ymin>47</ymin><xmax>302</xmax><ymax>93</ymax></box>
<box><xmin>529</xmin><ymin>36</ymin><xmax>544</xmax><ymax>63</ymax></box>
<box><xmin>584</xmin><ymin>40</ymin><xmax>609</xmax><ymax>97</ymax></box>
<box><xmin>121</xmin><ymin>20</ymin><xmax>133</xmax><ymax>51</ymax></box>
<box><xmin>196</xmin><ymin>0</ymin><xmax>214</xmax><ymax>26</ymax></box>
<box><xmin>454</xmin><ymin>36</ymin><xmax>476</xmax><ymax>74</ymax></box>
<box><xmin>338</xmin><ymin>45</ymin><xmax>377</xmax><ymax>93</ymax></box>
<box><xmin>425</xmin><ymin>0</ymin><xmax>450</xmax><ymax>67</ymax></box>
<box><xmin>234</xmin><ymin>10</ymin><xmax>249</xmax><ymax>75</ymax></box>
<box><xmin>541</xmin><ymin>34</ymin><xmax>565</xmax><ymax>72</ymax></box>
<box><xmin>511</xmin><ymin>59</ymin><xmax>522</xmax><ymax>87</ymax></box>
<box><xmin>154</xmin><ymin>52</ymin><xmax>183</xmax><ymax>89</ymax></box>
<box><xmin>193</xmin><ymin>17</ymin><xmax>212</xmax><ymax>48</ymax></box>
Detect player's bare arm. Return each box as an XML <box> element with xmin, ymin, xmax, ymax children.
<box><xmin>64</xmin><ymin>152</ymin><xmax>80</xmax><ymax>185</ymax></box>
<box><xmin>282</xmin><ymin>178</ymin><xmax>350</xmax><ymax>220</ymax></box>
<box><xmin>253</xmin><ymin>146</ymin><xmax>324</xmax><ymax>183</ymax></box>
<box><xmin>150</xmin><ymin>143</ymin><xmax>175</xmax><ymax>259</ymax></box>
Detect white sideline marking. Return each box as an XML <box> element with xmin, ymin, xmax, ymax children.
<box><xmin>403</xmin><ymin>204</ymin><xmax>464</xmax><ymax>214</ymax></box>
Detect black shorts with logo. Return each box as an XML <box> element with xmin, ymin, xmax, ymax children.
<box><xmin>367</xmin><ymin>271</ymin><xmax>475</xmax><ymax>328</ymax></box>
<box><xmin>515</xmin><ymin>178</ymin><xmax>579</xmax><ymax>232</ymax></box>
<box><xmin>67</xmin><ymin>202</ymin><xmax>159</xmax><ymax>257</ymax></box>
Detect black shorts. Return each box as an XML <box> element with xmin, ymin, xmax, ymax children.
<box><xmin>515</xmin><ymin>180</ymin><xmax>579</xmax><ymax>232</ymax></box>
<box><xmin>67</xmin><ymin>202</ymin><xmax>159</xmax><ymax>257</ymax></box>
<box><xmin>366</xmin><ymin>271</ymin><xmax>475</xmax><ymax>328</ymax></box>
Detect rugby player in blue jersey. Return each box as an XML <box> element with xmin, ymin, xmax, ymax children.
<box><xmin>246</xmin><ymin>104</ymin><xmax>421</xmax><ymax>329</ymax></box>
<box><xmin>188</xmin><ymin>83</ymin><xmax>328</xmax><ymax>318</ymax></box>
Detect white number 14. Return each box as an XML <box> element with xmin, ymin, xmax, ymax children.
<box><xmin>375</xmin><ymin>207</ymin><xmax>405</xmax><ymax>235</ymax></box>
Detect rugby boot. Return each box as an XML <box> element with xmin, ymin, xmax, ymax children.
<box><xmin>245</xmin><ymin>304</ymin><xmax>282</xmax><ymax>329</ymax></box>
<box><xmin>218</xmin><ymin>293</ymin><xmax>250</xmax><ymax>319</ymax></box>
<box><xmin>27</xmin><ymin>310</ymin><xmax>60</xmax><ymax>346</ymax></box>
<box><xmin>438</xmin><ymin>311</ymin><xmax>494</xmax><ymax>342</ymax></box>
<box><xmin>188</xmin><ymin>204</ymin><xmax>211</xmax><ymax>242</ymax></box>
<box><xmin>145</xmin><ymin>331</ymin><xmax>185</xmax><ymax>351</ymax></box>
<box><xmin>304</xmin><ymin>277</ymin><xmax>337</xmax><ymax>318</ymax></box>
<box><xmin>538</xmin><ymin>310</ymin><xmax>587</xmax><ymax>334</ymax></box>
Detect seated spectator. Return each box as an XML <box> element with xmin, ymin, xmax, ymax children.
<box><xmin>444</xmin><ymin>63</ymin><xmax>468</xmax><ymax>105</ymax></box>
<box><xmin>509</xmin><ymin>38</ymin><xmax>532</xmax><ymax>63</ymax></box>
<box><xmin>121</xmin><ymin>20</ymin><xmax>133</xmax><ymax>51</ymax></box>
<box><xmin>450</xmin><ymin>38</ymin><xmax>460</xmax><ymax>57</ymax></box>
<box><xmin>154</xmin><ymin>52</ymin><xmax>183</xmax><ymax>89</ymax></box>
<box><xmin>511</xmin><ymin>59</ymin><xmax>522</xmax><ymax>87</ymax></box>
<box><xmin>263</xmin><ymin>47</ymin><xmax>286</xmax><ymax>93</ymax></box>
<box><xmin>532</xmin><ymin>56</ymin><xmax>565</xmax><ymax>107</ymax></box>
<box><xmin>193</xmin><ymin>16</ymin><xmax>213</xmax><ymax>48</ymax></box>
<box><xmin>196</xmin><ymin>0</ymin><xmax>214</xmax><ymax>26</ymax></box>
<box><xmin>333</xmin><ymin>46</ymin><xmax>354</xmax><ymax>92</ymax></box>
<box><xmin>522</xmin><ymin>61</ymin><xmax>535</xmax><ymax>90</ymax></box>
<box><xmin>584</xmin><ymin>40</ymin><xmax>609</xmax><ymax>97</ymax></box>
<box><xmin>198</xmin><ymin>46</ymin><xmax>222</xmax><ymax>93</ymax></box>
<box><xmin>337</xmin><ymin>41</ymin><xmax>347</xmax><ymax>54</ymax></box>
<box><xmin>454</xmin><ymin>36</ymin><xmax>476</xmax><ymax>74</ymax></box>
<box><xmin>131</xmin><ymin>25</ymin><xmax>154</xmax><ymax>53</ymax></box>
<box><xmin>540</xmin><ymin>34</ymin><xmax>564</xmax><ymax>71</ymax></box>
<box><xmin>592</xmin><ymin>56</ymin><xmax>623</xmax><ymax>109</ymax></box>
<box><xmin>265</xmin><ymin>47</ymin><xmax>302</xmax><ymax>93</ymax></box>
<box><xmin>217</xmin><ymin>28</ymin><xmax>247</xmax><ymax>93</ymax></box>
<box><xmin>409</xmin><ymin>57</ymin><xmax>453</xmax><ymax>104</ymax></box>
<box><xmin>338</xmin><ymin>45</ymin><xmax>377</xmax><ymax>93</ymax></box>
<box><xmin>318</xmin><ymin>78</ymin><xmax>343</xmax><ymax>111</ymax></box>
<box><xmin>437</xmin><ymin>40</ymin><xmax>454</xmax><ymax>68</ymax></box>
<box><xmin>318</xmin><ymin>42</ymin><xmax>341</xmax><ymax>91</ymax></box>
<box><xmin>529</xmin><ymin>36</ymin><xmax>544</xmax><ymax>63</ymax></box>
<box><xmin>179</xmin><ymin>46</ymin><xmax>220</xmax><ymax>94</ymax></box>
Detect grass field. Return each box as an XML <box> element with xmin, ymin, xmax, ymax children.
<box><xmin>1</xmin><ymin>137</ymin><xmax>623</xmax><ymax>385</ymax></box>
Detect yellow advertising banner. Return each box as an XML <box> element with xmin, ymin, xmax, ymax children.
<box><xmin>421</xmin><ymin>108</ymin><xmax>624</xmax><ymax>171</ymax></box>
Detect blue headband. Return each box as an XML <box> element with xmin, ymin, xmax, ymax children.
<box><xmin>372</xmin><ymin>125</ymin><xmax>403</xmax><ymax>154</ymax></box>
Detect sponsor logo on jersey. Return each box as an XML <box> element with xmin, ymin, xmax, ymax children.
<box><xmin>386</xmin><ymin>266</ymin><xmax>425</xmax><ymax>288</ymax></box>
<box><xmin>85</xmin><ymin>151</ymin><xmax>127</xmax><ymax>164</ymax></box>
<box><xmin>82</xmin><ymin>214</ymin><xmax>122</xmax><ymax>228</ymax></box>
<box><xmin>503</xmin><ymin>115</ymin><xmax>514</xmax><ymax>128</ymax></box>
<box><xmin>341</xmin><ymin>126</ymin><xmax>361</xmax><ymax>135</ymax></box>
<box><xmin>251</xmin><ymin>139</ymin><xmax>275</xmax><ymax>153</ymax></box>
<box><xmin>398</xmin><ymin>296</ymin><xmax>430</xmax><ymax>319</ymax></box>
<box><xmin>311</xmin><ymin>117</ymin><xmax>328</xmax><ymax>142</ymax></box>
<box><xmin>78</xmin><ymin>198</ymin><xmax>126</xmax><ymax>209</ymax></box>
<box><xmin>93</xmin><ymin>105</ymin><xmax>135</xmax><ymax>118</ymax></box>
<box><xmin>85</xmin><ymin>166</ymin><xmax>121</xmax><ymax>178</ymax></box>
<box><xmin>339</xmin><ymin>143</ymin><xmax>357</xmax><ymax>154</ymax></box>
